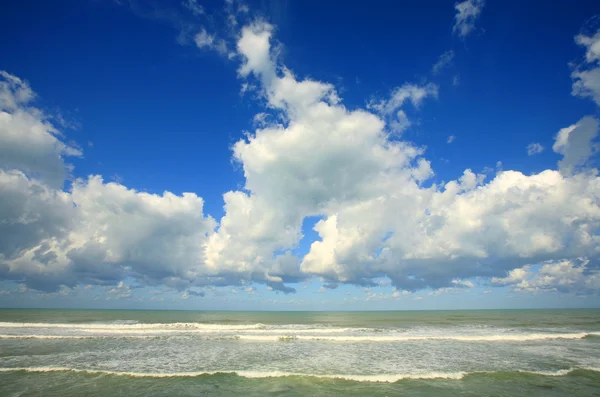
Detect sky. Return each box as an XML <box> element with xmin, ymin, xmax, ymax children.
<box><xmin>1</xmin><ymin>0</ymin><xmax>600</xmax><ymax>310</ymax></box>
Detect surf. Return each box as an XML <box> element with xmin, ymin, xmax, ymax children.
<box><xmin>0</xmin><ymin>366</ymin><xmax>598</xmax><ymax>383</ymax></box>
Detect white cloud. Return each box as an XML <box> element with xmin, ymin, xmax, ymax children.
<box><xmin>452</xmin><ymin>279</ymin><xmax>474</xmax><ymax>288</ymax></box>
<box><xmin>492</xmin><ymin>259</ymin><xmax>600</xmax><ymax>294</ymax></box>
<box><xmin>576</xmin><ymin>28</ymin><xmax>600</xmax><ymax>63</ymax></box>
<box><xmin>0</xmin><ymin>72</ymin><xmax>82</xmax><ymax>187</ymax></box>
<box><xmin>370</xmin><ymin>83</ymin><xmax>439</xmax><ymax>115</ymax></box>
<box><xmin>392</xmin><ymin>290</ymin><xmax>411</xmax><ymax>298</ymax></box>
<box><xmin>194</xmin><ymin>28</ymin><xmax>228</xmax><ymax>55</ymax></box>
<box><xmin>432</xmin><ymin>50</ymin><xmax>455</xmax><ymax>75</ymax></box>
<box><xmin>107</xmin><ymin>281</ymin><xmax>132</xmax><ymax>298</ymax></box>
<box><xmin>0</xmin><ymin>71</ymin><xmax>230</xmax><ymax>293</ymax></box>
<box><xmin>206</xmin><ymin>22</ymin><xmax>600</xmax><ymax>294</ymax></box>
<box><xmin>553</xmin><ymin>116</ymin><xmax>598</xmax><ymax>175</ymax></box>
<box><xmin>572</xmin><ymin>68</ymin><xmax>600</xmax><ymax>105</ymax></box>
<box><xmin>0</xmin><ymin>169</ymin><xmax>218</xmax><ymax>292</ymax></box>
<box><xmin>526</xmin><ymin>142</ymin><xmax>544</xmax><ymax>156</ymax></box>
<box><xmin>194</xmin><ymin>29</ymin><xmax>214</xmax><ymax>47</ymax></box>
<box><xmin>447</xmin><ymin>135</ymin><xmax>455</xmax><ymax>144</ymax></box>
<box><xmin>0</xmin><ymin>71</ymin><xmax>34</xmax><ymax>108</ymax></box>
<box><xmin>237</xmin><ymin>21</ymin><xmax>275</xmax><ymax>80</ymax></box>
<box><xmin>492</xmin><ymin>266</ymin><xmax>532</xmax><ymax>286</ymax></box>
<box><xmin>453</xmin><ymin>0</ymin><xmax>484</xmax><ymax>38</ymax></box>
<box><xmin>572</xmin><ymin>25</ymin><xmax>600</xmax><ymax>105</ymax></box>
<box><xmin>368</xmin><ymin>83</ymin><xmax>438</xmax><ymax>133</ymax></box>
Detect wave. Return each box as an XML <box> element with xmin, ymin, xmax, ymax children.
<box><xmin>0</xmin><ymin>334</ymin><xmax>167</xmax><ymax>340</ymax></box>
<box><xmin>0</xmin><ymin>322</ymin><xmax>363</xmax><ymax>335</ymax></box>
<box><xmin>0</xmin><ymin>367</ymin><xmax>598</xmax><ymax>382</ymax></box>
<box><xmin>0</xmin><ymin>322</ymin><xmax>488</xmax><ymax>334</ymax></box>
<box><xmin>0</xmin><ymin>335</ymin><xmax>94</xmax><ymax>340</ymax></box>
<box><xmin>1</xmin><ymin>332</ymin><xmax>597</xmax><ymax>342</ymax></box>
<box><xmin>235</xmin><ymin>332</ymin><xmax>594</xmax><ymax>342</ymax></box>
<box><xmin>0</xmin><ymin>322</ymin><xmax>268</xmax><ymax>331</ymax></box>
<box><xmin>70</xmin><ymin>327</ymin><xmax>356</xmax><ymax>335</ymax></box>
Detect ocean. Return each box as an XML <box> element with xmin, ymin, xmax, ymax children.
<box><xmin>0</xmin><ymin>309</ymin><xmax>599</xmax><ymax>396</ymax></box>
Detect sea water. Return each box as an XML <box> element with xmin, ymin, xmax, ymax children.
<box><xmin>0</xmin><ymin>309</ymin><xmax>599</xmax><ymax>396</ymax></box>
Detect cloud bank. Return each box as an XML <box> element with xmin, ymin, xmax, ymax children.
<box><xmin>1</xmin><ymin>9</ymin><xmax>600</xmax><ymax>297</ymax></box>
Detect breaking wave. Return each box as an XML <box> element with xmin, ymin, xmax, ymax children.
<box><xmin>0</xmin><ymin>367</ymin><xmax>598</xmax><ymax>382</ymax></box>
<box><xmin>0</xmin><ymin>322</ymin><xmax>268</xmax><ymax>331</ymax></box>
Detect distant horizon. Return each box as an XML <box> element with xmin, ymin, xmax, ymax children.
<box><xmin>2</xmin><ymin>306</ymin><xmax>599</xmax><ymax>313</ymax></box>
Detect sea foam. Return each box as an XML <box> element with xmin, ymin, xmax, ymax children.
<box><xmin>0</xmin><ymin>322</ymin><xmax>267</xmax><ymax>331</ymax></box>
<box><xmin>0</xmin><ymin>367</ymin><xmax>596</xmax><ymax>382</ymax></box>
<box><xmin>0</xmin><ymin>324</ymin><xmax>595</xmax><ymax>343</ymax></box>
<box><xmin>0</xmin><ymin>332</ymin><xmax>592</xmax><ymax>342</ymax></box>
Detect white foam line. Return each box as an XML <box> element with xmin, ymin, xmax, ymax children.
<box><xmin>0</xmin><ymin>368</ymin><xmax>470</xmax><ymax>381</ymax></box>
<box><xmin>0</xmin><ymin>367</ymin><xmax>596</xmax><ymax>382</ymax></box>
<box><xmin>0</xmin><ymin>322</ymin><xmax>268</xmax><ymax>330</ymax></box>
<box><xmin>72</xmin><ymin>328</ymin><xmax>355</xmax><ymax>335</ymax></box>
<box><xmin>237</xmin><ymin>332</ymin><xmax>591</xmax><ymax>342</ymax></box>
<box><xmin>519</xmin><ymin>369</ymin><xmax>573</xmax><ymax>376</ymax></box>
<box><xmin>0</xmin><ymin>334</ymin><xmax>164</xmax><ymax>340</ymax></box>
<box><xmin>0</xmin><ymin>323</ymin><xmax>369</xmax><ymax>335</ymax></box>
<box><xmin>0</xmin><ymin>335</ymin><xmax>93</xmax><ymax>340</ymax></box>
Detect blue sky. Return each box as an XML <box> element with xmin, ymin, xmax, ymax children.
<box><xmin>1</xmin><ymin>0</ymin><xmax>600</xmax><ymax>310</ymax></box>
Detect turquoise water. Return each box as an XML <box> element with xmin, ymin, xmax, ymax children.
<box><xmin>0</xmin><ymin>309</ymin><xmax>599</xmax><ymax>396</ymax></box>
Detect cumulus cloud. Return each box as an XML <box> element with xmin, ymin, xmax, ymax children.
<box><xmin>526</xmin><ymin>142</ymin><xmax>544</xmax><ymax>156</ymax></box>
<box><xmin>0</xmin><ymin>70</ymin><xmax>236</xmax><ymax>293</ymax></box>
<box><xmin>553</xmin><ymin>116</ymin><xmax>598</xmax><ymax>175</ymax></box>
<box><xmin>237</xmin><ymin>21</ymin><xmax>276</xmax><ymax>80</ymax></box>
<box><xmin>447</xmin><ymin>135</ymin><xmax>455</xmax><ymax>144</ymax></box>
<box><xmin>0</xmin><ymin>169</ymin><xmax>218</xmax><ymax>292</ymax></box>
<box><xmin>453</xmin><ymin>0</ymin><xmax>484</xmax><ymax>38</ymax></box>
<box><xmin>107</xmin><ymin>281</ymin><xmax>132</xmax><ymax>299</ymax></box>
<box><xmin>492</xmin><ymin>259</ymin><xmax>600</xmax><ymax>294</ymax></box>
<box><xmin>0</xmin><ymin>72</ymin><xmax>82</xmax><ymax>187</ymax></box>
<box><xmin>205</xmin><ymin>21</ymin><xmax>600</xmax><ymax>294</ymax></box>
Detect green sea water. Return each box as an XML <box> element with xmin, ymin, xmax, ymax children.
<box><xmin>0</xmin><ymin>309</ymin><xmax>599</xmax><ymax>396</ymax></box>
